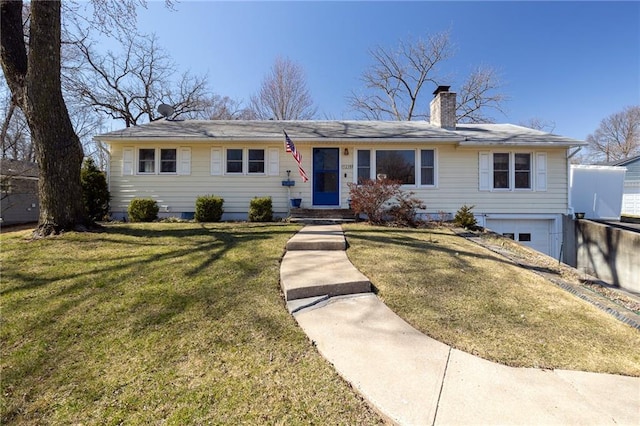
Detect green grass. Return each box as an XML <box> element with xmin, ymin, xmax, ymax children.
<box><xmin>1</xmin><ymin>223</ymin><xmax>382</xmax><ymax>425</ymax></box>
<box><xmin>344</xmin><ymin>224</ymin><xmax>640</xmax><ymax>376</ymax></box>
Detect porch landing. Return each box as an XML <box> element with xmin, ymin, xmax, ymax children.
<box><xmin>288</xmin><ymin>208</ymin><xmax>358</xmax><ymax>224</ymax></box>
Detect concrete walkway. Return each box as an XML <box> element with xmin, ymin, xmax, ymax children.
<box><xmin>280</xmin><ymin>224</ymin><xmax>640</xmax><ymax>426</ymax></box>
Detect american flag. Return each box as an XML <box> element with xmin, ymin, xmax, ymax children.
<box><xmin>284</xmin><ymin>131</ymin><xmax>309</xmax><ymax>182</ymax></box>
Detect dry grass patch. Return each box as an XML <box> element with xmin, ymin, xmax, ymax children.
<box><xmin>1</xmin><ymin>223</ymin><xmax>382</xmax><ymax>425</ymax></box>
<box><xmin>344</xmin><ymin>224</ymin><xmax>640</xmax><ymax>376</ymax></box>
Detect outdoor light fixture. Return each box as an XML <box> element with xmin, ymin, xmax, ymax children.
<box><xmin>343</xmin><ymin>148</ymin><xmax>349</xmax><ymax>156</ymax></box>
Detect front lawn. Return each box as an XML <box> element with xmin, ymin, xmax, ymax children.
<box><xmin>344</xmin><ymin>224</ymin><xmax>640</xmax><ymax>376</ymax></box>
<box><xmin>1</xmin><ymin>223</ymin><xmax>382</xmax><ymax>424</ymax></box>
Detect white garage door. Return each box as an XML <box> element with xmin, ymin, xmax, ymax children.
<box><xmin>621</xmin><ymin>185</ymin><xmax>640</xmax><ymax>216</ymax></box>
<box><xmin>486</xmin><ymin>219</ymin><xmax>552</xmax><ymax>256</ymax></box>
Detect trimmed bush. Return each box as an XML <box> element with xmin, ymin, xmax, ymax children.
<box><xmin>128</xmin><ymin>198</ymin><xmax>159</xmax><ymax>222</ymax></box>
<box><xmin>195</xmin><ymin>195</ymin><xmax>224</xmax><ymax>222</ymax></box>
<box><xmin>81</xmin><ymin>158</ymin><xmax>110</xmax><ymax>221</ymax></box>
<box><xmin>453</xmin><ymin>204</ymin><xmax>478</xmax><ymax>230</ymax></box>
<box><xmin>248</xmin><ymin>196</ymin><xmax>273</xmax><ymax>222</ymax></box>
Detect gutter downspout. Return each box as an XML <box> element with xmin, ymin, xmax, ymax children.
<box><xmin>566</xmin><ymin>146</ymin><xmax>583</xmax><ymax>216</ymax></box>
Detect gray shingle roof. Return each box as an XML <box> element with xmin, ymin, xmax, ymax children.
<box><xmin>95</xmin><ymin>119</ymin><xmax>586</xmax><ymax>147</ymax></box>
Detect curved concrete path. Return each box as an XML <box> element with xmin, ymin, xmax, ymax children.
<box><xmin>281</xmin><ymin>224</ymin><xmax>640</xmax><ymax>425</ymax></box>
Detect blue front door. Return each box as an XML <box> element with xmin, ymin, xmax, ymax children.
<box><xmin>313</xmin><ymin>148</ymin><xmax>340</xmax><ymax>206</ymax></box>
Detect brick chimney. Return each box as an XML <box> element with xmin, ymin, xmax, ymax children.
<box><xmin>430</xmin><ymin>85</ymin><xmax>456</xmax><ymax>129</ymax></box>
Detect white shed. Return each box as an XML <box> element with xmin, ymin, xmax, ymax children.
<box><xmin>570</xmin><ymin>165</ymin><xmax>626</xmax><ymax>220</ymax></box>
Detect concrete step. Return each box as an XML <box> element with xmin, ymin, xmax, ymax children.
<box><xmin>280</xmin><ymin>250</ymin><xmax>371</xmax><ymax>301</ymax></box>
<box><xmin>285</xmin><ymin>224</ymin><xmax>347</xmax><ymax>250</ymax></box>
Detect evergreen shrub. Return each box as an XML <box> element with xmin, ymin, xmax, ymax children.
<box><xmin>128</xmin><ymin>198</ymin><xmax>159</xmax><ymax>222</ymax></box>
<box><xmin>248</xmin><ymin>196</ymin><xmax>273</xmax><ymax>222</ymax></box>
<box><xmin>195</xmin><ymin>195</ymin><xmax>224</xmax><ymax>222</ymax></box>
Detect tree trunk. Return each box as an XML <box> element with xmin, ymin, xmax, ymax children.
<box><xmin>1</xmin><ymin>0</ymin><xmax>88</xmax><ymax>236</ymax></box>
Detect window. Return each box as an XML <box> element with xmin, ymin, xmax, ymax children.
<box><xmin>160</xmin><ymin>149</ymin><xmax>177</xmax><ymax>173</ymax></box>
<box><xmin>514</xmin><ymin>153</ymin><xmax>531</xmax><ymax>189</ymax></box>
<box><xmin>481</xmin><ymin>152</ymin><xmax>535</xmax><ymax>190</ymax></box>
<box><xmin>248</xmin><ymin>149</ymin><xmax>265</xmax><ymax>174</ymax></box>
<box><xmin>421</xmin><ymin>149</ymin><xmax>435</xmax><ymax>186</ymax></box>
<box><xmin>357</xmin><ymin>150</ymin><xmax>371</xmax><ymax>183</ymax></box>
<box><xmin>519</xmin><ymin>233</ymin><xmax>531</xmax><ymax>242</ymax></box>
<box><xmin>226</xmin><ymin>149</ymin><xmax>243</xmax><ymax>173</ymax></box>
<box><xmin>493</xmin><ymin>153</ymin><xmax>509</xmax><ymax>189</ymax></box>
<box><xmin>503</xmin><ymin>233</ymin><xmax>515</xmax><ymax>240</ymax></box>
<box><xmin>138</xmin><ymin>149</ymin><xmax>155</xmax><ymax>173</ymax></box>
<box><xmin>376</xmin><ymin>150</ymin><xmax>415</xmax><ymax>185</ymax></box>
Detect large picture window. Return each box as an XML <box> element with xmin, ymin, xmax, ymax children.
<box><xmin>376</xmin><ymin>150</ymin><xmax>415</xmax><ymax>185</ymax></box>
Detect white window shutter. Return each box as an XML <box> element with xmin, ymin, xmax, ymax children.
<box><xmin>123</xmin><ymin>147</ymin><xmax>134</xmax><ymax>176</ymax></box>
<box><xmin>211</xmin><ymin>148</ymin><xmax>222</xmax><ymax>175</ymax></box>
<box><xmin>179</xmin><ymin>147</ymin><xmax>191</xmax><ymax>175</ymax></box>
<box><xmin>479</xmin><ymin>152</ymin><xmax>490</xmax><ymax>191</ymax></box>
<box><xmin>536</xmin><ymin>152</ymin><xmax>547</xmax><ymax>191</ymax></box>
<box><xmin>268</xmin><ymin>148</ymin><xmax>279</xmax><ymax>176</ymax></box>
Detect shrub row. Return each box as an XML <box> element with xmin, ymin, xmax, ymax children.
<box><xmin>127</xmin><ymin>196</ymin><xmax>273</xmax><ymax>223</ymax></box>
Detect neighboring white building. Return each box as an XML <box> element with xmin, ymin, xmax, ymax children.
<box><xmin>570</xmin><ymin>165</ymin><xmax>626</xmax><ymax>220</ymax></box>
<box><xmin>609</xmin><ymin>155</ymin><xmax>640</xmax><ymax>216</ymax></box>
<box><xmin>95</xmin><ymin>87</ymin><xmax>587</xmax><ymax>258</ymax></box>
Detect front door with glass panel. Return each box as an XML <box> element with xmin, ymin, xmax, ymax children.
<box><xmin>313</xmin><ymin>148</ymin><xmax>339</xmax><ymax>206</ymax></box>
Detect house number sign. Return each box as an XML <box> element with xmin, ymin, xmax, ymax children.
<box><xmin>341</xmin><ymin>164</ymin><xmax>353</xmax><ymax>170</ymax></box>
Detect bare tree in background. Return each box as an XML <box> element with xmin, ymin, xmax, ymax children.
<box><xmin>249</xmin><ymin>57</ymin><xmax>316</xmax><ymax>120</ymax></box>
<box><xmin>586</xmin><ymin>106</ymin><xmax>640</xmax><ymax>162</ymax></box>
<box><xmin>519</xmin><ymin>117</ymin><xmax>556</xmax><ymax>133</ymax></box>
<box><xmin>349</xmin><ymin>31</ymin><xmax>507</xmax><ymax>122</ymax></box>
<box><xmin>68</xmin><ymin>32</ymin><xmax>213</xmax><ymax>127</ymax></box>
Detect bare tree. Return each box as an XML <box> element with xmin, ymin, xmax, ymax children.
<box><xmin>519</xmin><ymin>117</ymin><xmax>556</xmax><ymax>133</ymax></box>
<box><xmin>586</xmin><ymin>106</ymin><xmax>640</xmax><ymax>162</ymax></box>
<box><xmin>349</xmin><ymin>32</ymin><xmax>451</xmax><ymax>121</ymax></box>
<box><xmin>456</xmin><ymin>65</ymin><xmax>507</xmax><ymax>123</ymax></box>
<box><xmin>67</xmin><ymin>31</ymin><xmax>214</xmax><ymax>127</ymax></box>
<box><xmin>206</xmin><ymin>94</ymin><xmax>254</xmax><ymax>120</ymax></box>
<box><xmin>349</xmin><ymin>31</ymin><xmax>507</xmax><ymax>122</ymax></box>
<box><xmin>249</xmin><ymin>56</ymin><xmax>316</xmax><ymax>120</ymax></box>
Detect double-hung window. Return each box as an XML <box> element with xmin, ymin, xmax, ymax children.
<box><xmin>514</xmin><ymin>153</ymin><xmax>531</xmax><ymax>189</ymax></box>
<box><xmin>480</xmin><ymin>152</ymin><xmax>535</xmax><ymax>190</ymax></box>
<box><xmin>248</xmin><ymin>149</ymin><xmax>265</xmax><ymax>174</ymax></box>
<box><xmin>160</xmin><ymin>149</ymin><xmax>177</xmax><ymax>173</ymax></box>
<box><xmin>225</xmin><ymin>148</ymin><xmax>266</xmax><ymax>174</ymax></box>
<box><xmin>226</xmin><ymin>149</ymin><xmax>243</xmax><ymax>173</ymax></box>
<box><xmin>138</xmin><ymin>149</ymin><xmax>155</xmax><ymax>174</ymax></box>
<box><xmin>493</xmin><ymin>153</ymin><xmax>510</xmax><ymax>189</ymax></box>
<box><xmin>420</xmin><ymin>149</ymin><xmax>435</xmax><ymax>186</ymax></box>
<box><xmin>357</xmin><ymin>150</ymin><xmax>371</xmax><ymax>183</ymax></box>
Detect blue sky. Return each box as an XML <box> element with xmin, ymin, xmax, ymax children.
<box><xmin>127</xmin><ymin>1</ymin><xmax>639</xmax><ymax>140</ymax></box>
